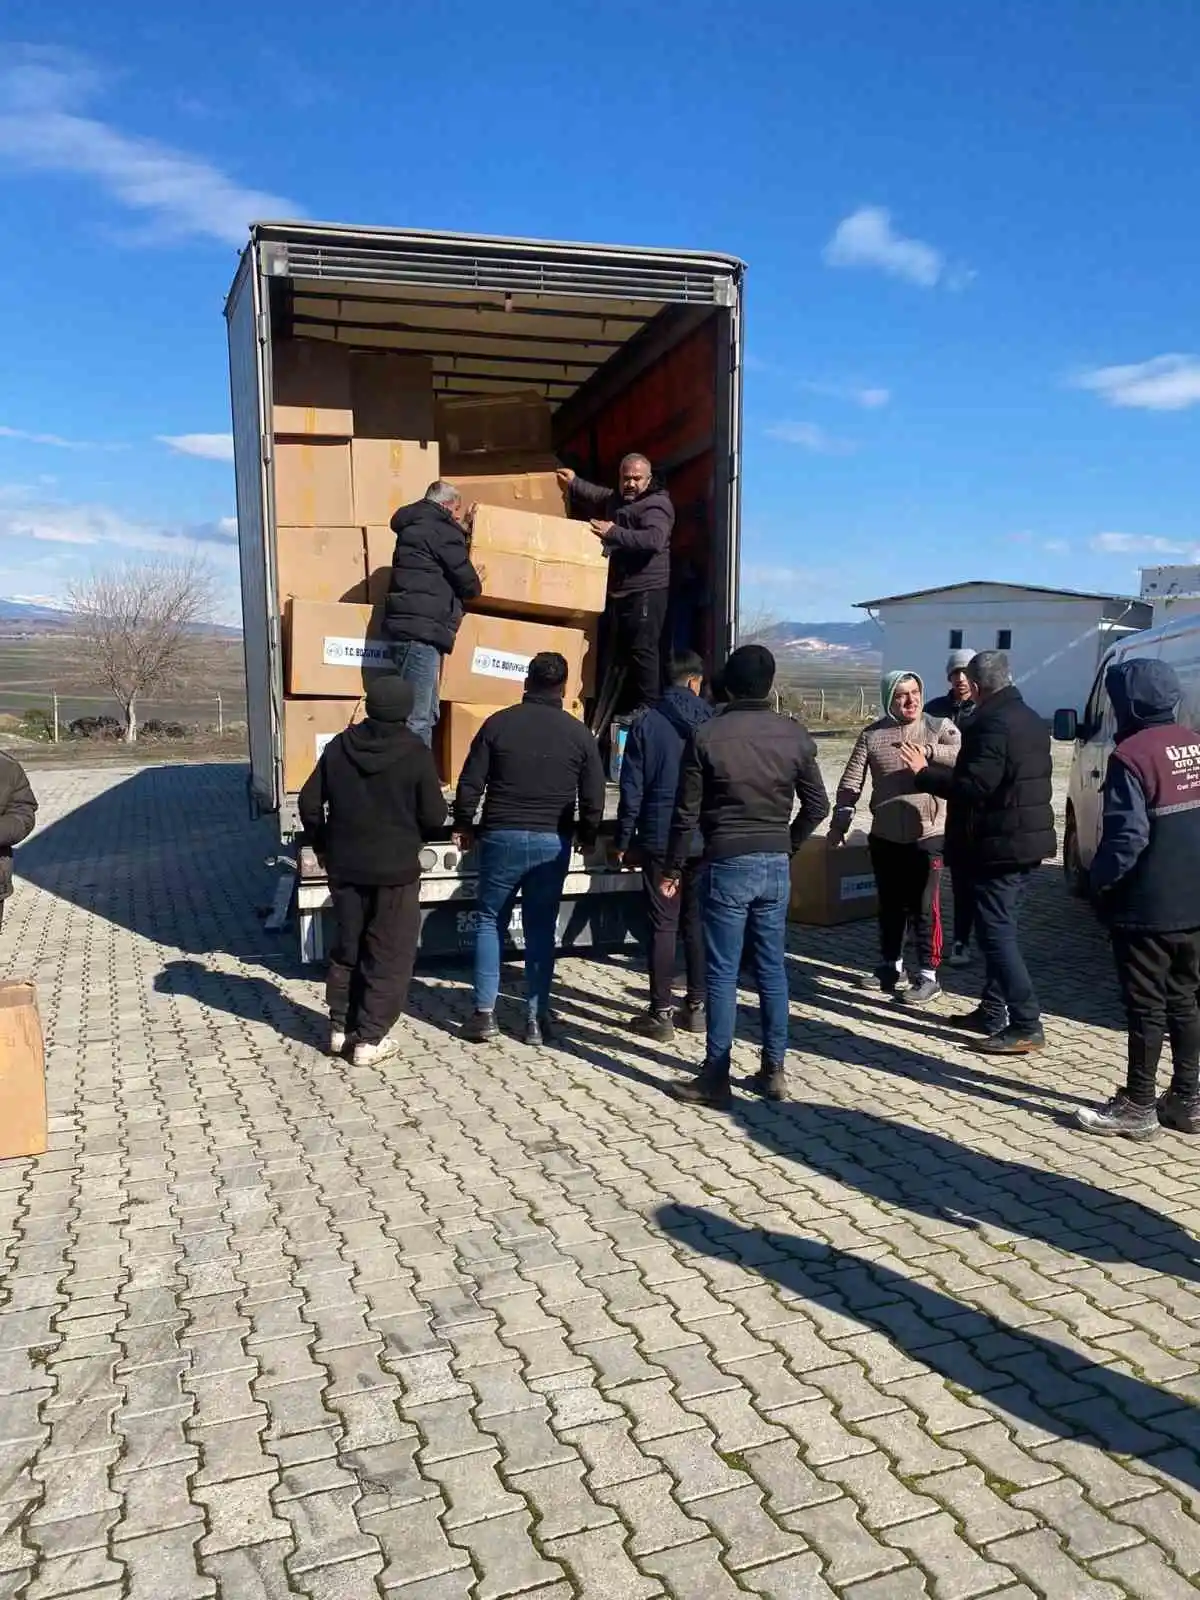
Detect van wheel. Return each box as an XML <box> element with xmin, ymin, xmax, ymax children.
<box><xmin>1063</xmin><ymin>812</ymin><xmax>1089</xmax><ymax>899</ymax></box>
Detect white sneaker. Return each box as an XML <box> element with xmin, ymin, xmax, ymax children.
<box><xmin>947</xmin><ymin>942</ymin><xmax>972</xmax><ymax>969</ymax></box>
<box><xmin>352</xmin><ymin>1037</ymin><xmax>399</xmax><ymax>1067</ymax></box>
<box><xmin>329</xmin><ymin>1029</ymin><xmax>348</xmax><ymax>1057</ymax></box>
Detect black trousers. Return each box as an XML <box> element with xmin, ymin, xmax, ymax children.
<box><xmin>592</xmin><ymin>588</ymin><xmax>669</xmax><ymax>735</ymax></box>
<box><xmin>868</xmin><ymin>837</ymin><xmax>943</xmax><ymax>971</ymax></box>
<box><xmin>643</xmin><ymin>856</ymin><xmax>706</xmax><ymax>1012</ymax></box>
<box><xmin>1111</xmin><ymin>929</ymin><xmax>1200</xmax><ymax>1104</ymax></box>
<box><xmin>326</xmin><ymin>880</ymin><xmax>421</xmax><ymax>1044</ymax></box>
<box><xmin>950</xmin><ymin>862</ymin><xmax>976</xmax><ymax>947</ymax></box>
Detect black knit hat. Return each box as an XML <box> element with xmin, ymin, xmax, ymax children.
<box><xmin>365</xmin><ymin>673</ymin><xmax>415</xmax><ymax>723</ymax></box>
<box><xmin>722</xmin><ymin>644</ymin><xmax>776</xmax><ymax>701</ymax></box>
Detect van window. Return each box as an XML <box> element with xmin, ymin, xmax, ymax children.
<box><xmin>1176</xmin><ymin>661</ymin><xmax>1200</xmax><ymax>730</ymax></box>
<box><xmin>1082</xmin><ymin>666</ymin><xmax>1107</xmax><ymax>738</ymax></box>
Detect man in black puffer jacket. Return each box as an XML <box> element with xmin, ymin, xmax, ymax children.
<box><xmin>900</xmin><ymin>651</ymin><xmax>1055</xmax><ymax>1055</ymax></box>
<box><xmin>384</xmin><ymin>481</ymin><xmax>482</xmax><ymax>747</ymax></box>
<box><xmin>299</xmin><ymin>674</ymin><xmax>447</xmax><ymax>1068</ymax></box>
<box><xmin>615</xmin><ymin>651</ymin><xmax>713</xmax><ymax>1042</ymax></box>
<box><xmin>1077</xmin><ymin>659</ymin><xmax>1200</xmax><ymax>1140</ymax></box>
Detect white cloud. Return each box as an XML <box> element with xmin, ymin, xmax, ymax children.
<box><xmin>766</xmin><ymin>421</ymin><xmax>857</xmax><ymax>456</ymax></box>
<box><xmin>1091</xmin><ymin>531</ymin><xmax>1197</xmax><ymax>557</ymax></box>
<box><xmin>217</xmin><ymin>515</ymin><xmax>238</xmax><ymax>537</ymax></box>
<box><xmin>159</xmin><ymin>433</ymin><xmax>235</xmax><ymax>462</ymax></box>
<box><xmin>1074</xmin><ymin>354</ymin><xmax>1200</xmax><ymax>412</ymax></box>
<box><xmin>0</xmin><ymin>46</ymin><xmax>301</xmax><ymax>246</ymax></box>
<box><xmin>1043</xmin><ymin>539</ymin><xmax>1071</xmax><ymax>555</ymax></box>
<box><xmin>0</xmin><ymin>423</ymin><xmax>118</xmax><ymax>450</ymax></box>
<box><xmin>823</xmin><ymin>206</ymin><xmax>953</xmax><ymax>289</ymax></box>
<box><xmin>0</xmin><ymin>488</ymin><xmax>242</xmax><ymax>558</ymax></box>
<box><xmin>799</xmin><ymin>381</ymin><xmax>891</xmax><ymax>409</ymax></box>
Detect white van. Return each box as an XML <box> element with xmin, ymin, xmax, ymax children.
<box><xmin>1054</xmin><ymin>612</ymin><xmax>1200</xmax><ymax>895</ymax></box>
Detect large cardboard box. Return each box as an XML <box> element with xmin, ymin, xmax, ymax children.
<box><xmin>788</xmin><ymin>833</ymin><xmax>878</xmax><ymax>926</ymax></box>
<box><xmin>351</xmin><ymin>351</ymin><xmax>436</xmax><ymax>440</ymax></box>
<box><xmin>436</xmin><ymin>391</ymin><xmax>553</xmax><ymax>459</ymax></box>
<box><xmin>283</xmin><ymin>698</ymin><xmax>365</xmax><ymax>793</ymax></box>
<box><xmin>272</xmin><ymin>339</ymin><xmax>353</xmax><ymax>436</ymax></box>
<box><xmin>351</xmin><ymin>439</ymin><xmax>440</xmax><ymax>526</ymax></box>
<box><xmin>442</xmin><ymin>450</ymin><xmax>561</xmax><ymax>479</ymax></box>
<box><xmin>440</xmin><ymin>613</ymin><xmax>588</xmax><ymax>708</ymax></box>
<box><xmin>276</xmin><ymin>527</ymin><xmax>368</xmax><ymax>606</ymax></box>
<box><xmin>287</xmin><ymin>599</ymin><xmax>394</xmax><ymax>697</ymax></box>
<box><xmin>439</xmin><ymin>700</ymin><xmax>585</xmax><ymax>789</ymax></box>
<box><xmin>469</xmin><ymin>504</ymin><xmax>608</xmax><ymax>620</ymax></box>
<box><xmin>0</xmin><ymin>981</ymin><xmax>47</xmax><ymax>1160</ymax></box>
<box><xmin>454</xmin><ymin>469</ymin><xmax>568</xmax><ymax>517</ymax></box>
<box><xmin>274</xmin><ymin>441</ymin><xmax>355</xmax><ymax>527</ymax></box>
<box><xmin>365</xmin><ymin>525</ymin><xmax>395</xmax><ymax>606</ymax></box>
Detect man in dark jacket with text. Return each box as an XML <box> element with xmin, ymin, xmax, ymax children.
<box><xmin>299</xmin><ymin>674</ymin><xmax>447</xmax><ymax>1067</ymax></box>
<box><xmin>664</xmin><ymin>645</ymin><xmax>830</xmax><ymax>1108</ymax></box>
<box><xmin>615</xmin><ymin>651</ymin><xmax>712</xmax><ymax>1041</ymax></box>
<box><xmin>900</xmin><ymin>651</ymin><xmax>1055</xmax><ymax>1054</ymax></box>
<box><xmin>1077</xmin><ymin>660</ymin><xmax>1200</xmax><ymax>1139</ymax></box>
<box><xmin>558</xmin><ymin>454</ymin><xmax>673</xmax><ymax>722</ymax></box>
<box><xmin>384</xmin><ymin>480</ymin><xmax>482</xmax><ymax>748</ymax></box>
<box><xmin>0</xmin><ymin>750</ymin><xmax>36</xmax><ymax>932</ymax></box>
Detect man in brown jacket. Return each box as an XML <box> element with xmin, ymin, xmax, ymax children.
<box><xmin>0</xmin><ymin>750</ymin><xmax>37</xmax><ymax>932</ymax></box>
<box><xmin>830</xmin><ymin>671</ymin><xmax>960</xmax><ymax>1005</ymax></box>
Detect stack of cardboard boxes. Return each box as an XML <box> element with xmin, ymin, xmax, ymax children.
<box><xmin>274</xmin><ymin>339</ymin><xmax>605</xmax><ymax>794</ymax></box>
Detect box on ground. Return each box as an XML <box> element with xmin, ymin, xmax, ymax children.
<box><xmin>454</xmin><ymin>469</ymin><xmax>567</xmax><ymax>517</ymax></box>
<box><xmin>0</xmin><ymin>980</ymin><xmax>47</xmax><ymax>1160</ymax></box>
<box><xmin>440</xmin><ymin>613</ymin><xmax>589</xmax><ymax>708</ymax></box>
<box><xmin>436</xmin><ymin>391</ymin><xmax>553</xmax><ymax>460</ymax></box>
<box><xmin>272</xmin><ymin>339</ymin><xmax>353</xmax><ymax>436</ymax></box>
<box><xmin>287</xmin><ymin>599</ymin><xmax>394</xmax><ymax>697</ymax></box>
<box><xmin>283</xmin><ymin>698</ymin><xmax>365</xmax><ymax>793</ymax></box>
<box><xmin>469</xmin><ymin>504</ymin><xmax>608</xmax><ymax>620</ymax></box>
<box><xmin>277</xmin><ymin>527</ymin><xmax>368</xmax><ymax>607</ymax></box>
<box><xmin>439</xmin><ymin>700</ymin><xmax>585</xmax><ymax>789</ymax></box>
<box><xmin>274</xmin><ymin>441</ymin><xmax>355</xmax><ymax>527</ymax></box>
<box><xmin>788</xmin><ymin>833</ymin><xmax>878</xmax><ymax>926</ymax></box>
<box><xmin>351</xmin><ymin>351</ymin><xmax>435</xmax><ymax>440</ymax></box>
<box><xmin>351</xmin><ymin>439</ymin><xmax>440</xmax><ymax>526</ymax></box>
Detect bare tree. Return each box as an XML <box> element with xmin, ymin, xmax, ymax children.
<box><xmin>67</xmin><ymin>558</ymin><xmax>218</xmax><ymax>742</ymax></box>
<box><xmin>736</xmin><ymin>605</ymin><xmax>782</xmax><ymax>646</ymax></box>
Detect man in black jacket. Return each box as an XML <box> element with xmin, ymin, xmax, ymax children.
<box><xmin>557</xmin><ymin>455</ymin><xmax>673</xmax><ymax>726</ymax></box>
<box><xmin>384</xmin><ymin>481</ymin><xmax>482</xmax><ymax>748</ymax></box>
<box><xmin>0</xmin><ymin>750</ymin><xmax>36</xmax><ymax>932</ymax></box>
<box><xmin>1077</xmin><ymin>659</ymin><xmax>1200</xmax><ymax>1139</ymax></box>
<box><xmin>924</xmin><ymin>648</ymin><xmax>978</xmax><ymax>967</ymax></box>
<box><xmin>615</xmin><ymin>650</ymin><xmax>713</xmax><ymax>1041</ymax></box>
<box><xmin>663</xmin><ymin>645</ymin><xmax>830</xmax><ymax>1108</ymax></box>
<box><xmin>900</xmin><ymin>651</ymin><xmax>1055</xmax><ymax>1055</ymax></box>
<box><xmin>298</xmin><ymin>674</ymin><xmax>447</xmax><ymax>1067</ymax></box>
<box><xmin>454</xmin><ymin>652</ymin><xmax>606</xmax><ymax>1046</ymax></box>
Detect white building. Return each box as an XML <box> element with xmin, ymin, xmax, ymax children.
<box><xmin>1141</xmin><ymin>565</ymin><xmax>1200</xmax><ymax>626</ymax></box>
<box><xmin>855</xmin><ymin>582</ymin><xmax>1151</xmax><ymax>718</ymax></box>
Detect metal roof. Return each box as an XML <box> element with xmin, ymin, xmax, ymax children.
<box><xmin>855</xmin><ymin>580</ymin><xmax>1146</xmax><ymax>609</ymax></box>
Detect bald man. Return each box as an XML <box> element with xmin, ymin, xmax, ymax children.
<box><xmin>559</xmin><ymin>454</ymin><xmax>674</xmax><ymax>722</ymax></box>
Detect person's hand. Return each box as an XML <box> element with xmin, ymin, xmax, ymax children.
<box><xmin>556</xmin><ymin>467</ymin><xmax>576</xmax><ymax>488</ymax></box>
<box><xmin>590</xmin><ymin>519</ymin><xmax>614</xmax><ymax>537</ymax></box>
<box><xmin>453</xmin><ymin>827</ymin><xmax>475</xmax><ymax>853</ymax></box>
<box><xmin>897</xmin><ymin>744</ymin><xmax>928</xmax><ymax>773</ymax></box>
<box><xmin>660</xmin><ymin>874</ymin><xmax>681</xmax><ymax>900</ymax></box>
<box><xmin>827</xmin><ymin>828</ymin><xmax>846</xmax><ymax>850</ymax></box>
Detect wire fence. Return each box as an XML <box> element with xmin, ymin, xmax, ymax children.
<box><xmin>0</xmin><ymin>682</ymin><xmax>248</xmax><ymax>743</ymax></box>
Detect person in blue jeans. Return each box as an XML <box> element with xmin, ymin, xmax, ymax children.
<box><xmin>453</xmin><ymin>652</ymin><xmax>606</xmax><ymax>1045</ymax></box>
<box><xmin>661</xmin><ymin>645</ymin><xmax>830</xmax><ymax>1108</ymax></box>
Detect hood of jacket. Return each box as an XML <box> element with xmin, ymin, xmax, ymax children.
<box><xmin>655</xmin><ymin>684</ymin><xmax>713</xmax><ymax>740</ymax></box>
<box><xmin>881</xmin><ymin>670</ymin><xmax>925</xmax><ymax>720</ymax></box>
<box><xmin>1107</xmin><ymin>658</ymin><xmax>1181</xmax><ymax>739</ymax></box>
<box><xmin>390</xmin><ymin>498</ymin><xmax>459</xmax><ymax>539</ymax></box>
<box><xmin>340</xmin><ymin>717</ymin><xmax>420</xmax><ymax>775</ymax></box>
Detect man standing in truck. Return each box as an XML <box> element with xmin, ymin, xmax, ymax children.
<box><xmin>383</xmin><ymin>481</ymin><xmax>482</xmax><ymax>748</ymax></box>
<box><xmin>557</xmin><ymin>455</ymin><xmax>674</xmax><ymax>726</ymax></box>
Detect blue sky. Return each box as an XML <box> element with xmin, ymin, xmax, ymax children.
<box><xmin>1</xmin><ymin>0</ymin><xmax>1198</xmax><ymax>624</ymax></box>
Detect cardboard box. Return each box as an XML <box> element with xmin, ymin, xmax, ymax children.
<box><xmin>287</xmin><ymin>599</ymin><xmax>394</xmax><ymax>697</ymax></box>
<box><xmin>274</xmin><ymin>441</ymin><xmax>355</xmax><ymax>527</ymax></box>
<box><xmin>0</xmin><ymin>980</ymin><xmax>47</xmax><ymax>1160</ymax></box>
<box><xmin>351</xmin><ymin>439</ymin><xmax>440</xmax><ymax>526</ymax></box>
<box><xmin>283</xmin><ymin>698</ymin><xmax>365</xmax><ymax>793</ymax></box>
<box><xmin>272</xmin><ymin>339</ymin><xmax>353</xmax><ymax>436</ymax></box>
<box><xmin>351</xmin><ymin>351</ymin><xmax>436</xmax><ymax>440</ymax></box>
<box><xmin>788</xmin><ymin>833</ymin><xmax>878</xmax><ymax>926</ymax></box>
<box><xmin>436</xmin><ymin>391</ymin><xmax>553</xmax><ymax>459</ymax></box>
<box><xmin>442</xmin><ymin>450</ymin><xmax>561</xmax><ymax>479</ymax></box>
<box><xmin>454</xmin><ymin>469</ymin><xmax>568</xmax><ymax>517</ymax></box>
<box><xmin>365</xmin><ymin>525</ymin><xmax>395</xmax><ymax>606</ymax></box>
<box><xmin>439</xmin><ymin>699</ymin><xmax>585</xmax><ymax>789</ymax></box>
<box><xmin>468</xmin><ymin>504</ymin><xmax>608</xmax><ymax>620</ymax></box>
<box><xmin>440</xmin><ymin>613</ymin><xmax>588</xmax><ymax>708</ymax></box>
<box><xmin>276</xmin><ymin>527</ymin><xmax>368</xmax><ymax>606</ymax></box>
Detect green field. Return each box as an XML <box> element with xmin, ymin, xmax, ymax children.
<box><xmin>0</xmin><ymin>635</ymin><xmax>248</xmax><ymax>730</ymax></box>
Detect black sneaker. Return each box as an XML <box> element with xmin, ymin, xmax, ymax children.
<box><xmin>628</xmin><ymin>1007</ymin><xmax>675</xmax><ymax>1042</ymax></box>
<box><xmin>1158</xmin><ymin>1090</ymin><xmax>1200</xmax><ymax>1134</ymax></box>
<box><xmin>1076</xmin><ymin>1092</ymin><xmax>1160</xmax><ymax>1140</ymax></box>
<box><xmin>750</xmin><ymin>1061</ymin><xmax>788</xmax><ymax>1102</ymax></box>
<box><xmin>971</xmin><ymin>1024</ymin><xmax>1046</xmax><ymax>1055</ymax></box>
<box><xmin>944</xmin><ymin>1008</ymin><xmax>1002</xmax><ymax>1036</ymax></box>
<box><xmin>463</xmin><ymin>1010</ymin><xmax>499</xmax><ymax>1043</ymax></box>
<box><xmin>897</xmin><ymin>976</ymin><xmax>942</xmax><ymax>1008</ymax></box>
<box><xmin>669</xmin><ymin>1069</ymin><xmax>732</xmax><ymax>1111</ymax></box>
<box><xmin>675</xmin><ymin>999</ymin><xmax>706</xmax><ymax>1035</ymax></box>
<box><xmin>858</xmin><ymin>966</ymin><xmax>907</xmax><ymax>994</ymax></box>
<box><xmin>523</xmin><ymin>1014</ymin><xmax>545</xmax><ymax>1047</ymax></box>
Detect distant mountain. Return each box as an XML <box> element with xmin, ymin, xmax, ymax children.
<box><xmin>0</xmin><ymin>597</ymin><xmax>241</xmax><ymax>639</ymax></box>
<box><xmin>764</xmin><ymin>619</ymin><xmax>882</xmax><ymax>664</ymax></box>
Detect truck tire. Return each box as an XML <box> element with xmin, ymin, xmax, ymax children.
<box><xmin>1063</xmin><ymin>809</ymin><xmax>1089</xmax><ymax>899</ymax></box>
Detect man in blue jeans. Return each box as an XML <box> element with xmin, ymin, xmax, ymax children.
<box><xmin>453</xmin><ymin>652</ymin><xmax>606</xmax><ymax>1045</ymax></box>
<box><xmin>662</xmin><ymin>644</ymin><xmax>830</xmax><ymax>1108</ymax></box>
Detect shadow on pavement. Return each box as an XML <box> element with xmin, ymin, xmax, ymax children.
<box><xmin>656</xmin><ymin>1204</ymin><xmax>1200</xmax><ymax>1493</ymax></box>
<box><xmin>155</xmin><ymin>958</ymin><xmax>328</xmax><ymax>1049</ymax></box>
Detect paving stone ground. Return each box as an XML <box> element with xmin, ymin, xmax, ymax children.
<box><xmin>3</xmin><ymin>757</ymin><xmax>1200</xmax><ymax>1599</ymax></box>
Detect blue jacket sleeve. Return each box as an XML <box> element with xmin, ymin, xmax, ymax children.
<box><xmin>615</xmin><ymin>719</ymin><xmax>646</xmax><ymax>851</ymax></box>
<box><xmin>1090</xmin><ymin>755</ymin><xmax>1151</xmax><ymax>895</ymax></box>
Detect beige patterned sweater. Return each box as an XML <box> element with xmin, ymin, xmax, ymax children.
<box><xmin>833</xmin><ymin>715</ymin><xmax>962</xmax><ymax>845</ymax></box>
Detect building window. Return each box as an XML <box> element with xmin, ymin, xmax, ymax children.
<box><xmin>997</xmin><ymin>628</ymin><xmax>1012</xmax><ymax>650</ymax></box>
<box><xmin>948</xmin><ymin>629</ymin><xmax>963</xmax><ymax>649</ymax></box>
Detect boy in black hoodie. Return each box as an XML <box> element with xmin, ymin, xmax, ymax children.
<box><xmin>299</xmin><ymin>674</ymin><xmax>447</xmax><ymax>1066</ymax></box>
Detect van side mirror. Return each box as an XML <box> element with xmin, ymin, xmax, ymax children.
<box><xmin>1053</xmin><ymin>708</ymin><xmax>1079</xmax><ymax>742</ymax></box>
